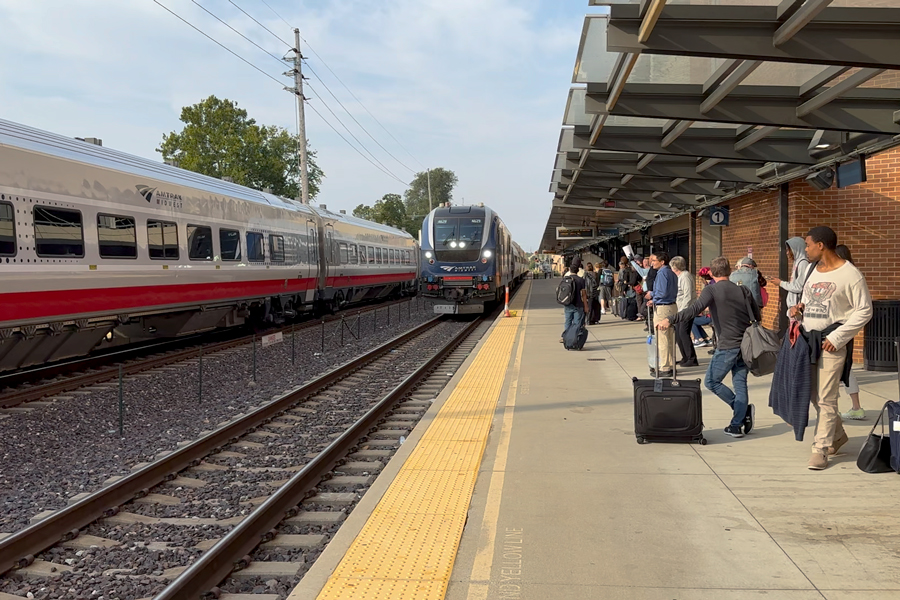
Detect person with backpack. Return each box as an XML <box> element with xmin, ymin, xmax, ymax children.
<box><xmin>729</xmin><ymin>257</ymin><xmax>764</xmax><ymax>308</ymax></box>
<box><xmin>584</xmin><ymin>262</ymin><xmax>601</xmax><ymax>325</ymax></box>
<box><xmin>557</xmin><ymin>255</ymin><xmax>588</xmax><ymax>343</ymax></box>
<box><xmin>657</xmin><ymin>256</ymin><xmax>760</xmax><ymax>438</ymax></box>
<box><xmin>598</xmin><ymin>259</ymin><xmax>615</xmax><ymax>315</ymax></box>
<box><xmin>618</xmin><ymin>257</ymin><xmax>640</xmax><ymax>321</ymax></box>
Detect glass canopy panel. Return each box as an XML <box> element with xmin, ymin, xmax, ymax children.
<box><xmin>564</xmin><ymin>88</ymin><xmax>593</xmax><ymax>127</ymax></box>
<box><xmin>573</xmin><ymin>15</ymin><xmax>617</xmax><ymax>84</ymax></box>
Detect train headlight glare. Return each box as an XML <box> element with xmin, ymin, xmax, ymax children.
<box><xmin>450</xmin><ymin>241</ymin><xmax>458</xmax><ymax>248</ymax></box>
<box><xmin>425</xmin><ymin>251</ymin><xmax>432</xmax><ymax>259</ymax></box>
<box><xmin>459</xmin><ymin>242</ymin><xmax>466</xmax><ymax>248</ymax></box>
<box><xmin>483</xmin><ymin>250</ymin><xmax>492</xmax><ymax>258</ymax></box>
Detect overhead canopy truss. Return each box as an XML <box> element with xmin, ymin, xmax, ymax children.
<box><xmin>543</xmin><ymin>1</ymin><xmax>900</xmax><ymax>254</ymax></box>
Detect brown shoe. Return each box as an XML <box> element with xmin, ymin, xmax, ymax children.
<box><xmin>828</xmin><ymin>432</ymin><xmax>849</xmax><ymax>456</ymax></box>
<box><xmin>808</xmin><ymin>450</ymin><xmax>828</xmax><ymax>470</ymax></box>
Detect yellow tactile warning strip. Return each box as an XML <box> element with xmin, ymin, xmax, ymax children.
<box><xmin>315</xmin><ymin>281</ymin><xmax>530</xmax><ymax>600</ymax></box>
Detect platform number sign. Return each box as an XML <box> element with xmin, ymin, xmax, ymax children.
<box><xmin>709</xmin><ymin>206</ymin><xmax>729</xmax><ymax>227</ymax></box>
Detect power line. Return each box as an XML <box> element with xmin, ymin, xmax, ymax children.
<box><xmin>227</xmin><ymin>0</ymin><xmax>292</xmax><ymax>48</ymax></box>
<box><xmin>303</xmin><ymin>60</ymin><xmax>417</xmax><ymax>175</ymax></box>
<box><xmin>305</xmin><ymin>81</ymin><xmax>410</xmax><ymax>186</ymax></box>
<box><xmin>302</xmin><ymin>37</ymin><xmax>426</xmax><ymax>170</ymax></box>
<box><xmin>153</xmin><ymin>0</ymin><xmax>284</xmax><ymax>87</ymax></box>
<box><xmin>305</xmin><ymin>100</ymin><xmax>410</xmax><ymax>187</ymax></box>
<box><xmin>259</xmin><ymin>0</ymin><xmax>293</xmax><ymax>29</ymax></box>
<box><xmin>189</xmin><ymin>0</ymin><xmax>284</xmax><ymax>66</ymax></box>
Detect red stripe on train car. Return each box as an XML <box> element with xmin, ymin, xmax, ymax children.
<box><xmin>0</xmin><ymin>272</ymin><xmax>416</xmax><ymax>323</ymax></box>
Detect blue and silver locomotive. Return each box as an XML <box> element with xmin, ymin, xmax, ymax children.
<box><xmin>419</xmin><ymin>204</ymin><xmax>527</xmax><ymax>313</ymax></box>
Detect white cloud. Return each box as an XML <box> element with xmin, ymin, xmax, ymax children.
<box><xmin>0</xmin><ymin>0</ymin><xmax>587</xmax><ymax>250</ymax></box>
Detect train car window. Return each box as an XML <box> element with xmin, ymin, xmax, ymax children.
<box><xmin>459</xmin><ymin>218</ymin><xmax>483</xmax><ymax>244</ymax></box>
<box><xmin>339</xmin><ymin>242</ymin><xmax>349</xmax><ymax>264</ymax></box>
<box><xmin>269</xmin><ymin>235</ymin><xmax>285</xmax><ymax>262</ymax></box>
<box><xmin>349</xmin><ymin>244</ymin><xmax>358</xmax><ymax>264</ymax></box>
<box><xmin>187</xmin><ymin>225</ymin><xmax>213</xmax><ymax>261</ymax></box>
<box><xmin>148</xmin><ymin>220</ymin><xmax>179</xmax><ymax>259</ymax></box>
<box><xmin>247</xmin><ymin>232</ymin><xmax>265</xmax><ymax>262</ymax></box>
<box><xmin>34</xmin><ymin>206</ymin><xmax>84</xmax><ymax>258</ymax></box>
<box><xmin>0</xmin><ymin>202</ymin><xmax>16</xmax><ymax>256</ymax></box>
<box><xmin>434</xmin><ymin>218</ymin><xmax>456</xmax><ymax>247</ymax></box>
<box><xmin>220</xmin><ymin>229</ymin><xmax>241</xmax><ymax>261</ymax></box>
<box><xmin>367</xmin><ymin>246</ymin><xmax>375</xmax><ymax>264</ymax></box>
<box><xmin>389</xmin><ymin>249</ymin><xmax>396</xmax><ymax>264</ymax></box>
<box><xmin>97</xmin><ymin>214</ymin><xmax>137</xmax><ymax>259</ymax></box>
<box><xmin>376</xmin><ymin>247</ymin><xmax>383</xmax><ymax>264</ymax></box>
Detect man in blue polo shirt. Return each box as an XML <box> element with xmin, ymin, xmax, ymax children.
<box><xmin>647</xmin><ymin>251</ymin><xmax>678</xmax><ymax>377</ymax></box>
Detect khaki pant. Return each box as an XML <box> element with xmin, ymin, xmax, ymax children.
<box><xmin>654</xmin><ymin>304</ymin><xmax>678</xmax><ymax>372</ymax></box>
<box><xmin>810</xmin><ymin>346</ymin><xmax>847</xmax><ymax>452</ymax></box>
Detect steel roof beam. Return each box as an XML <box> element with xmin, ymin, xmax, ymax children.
<box><xmin>774</xmin><ymin>0</ymin><xmax>834</xmax><ymax>46</ymax></box>
<box><xmin>583</xmin><ymin>160</ymin><xmax>763</xmax><ymax>183</ymax></box>
<box><xmin>700</xmin><ymin>60</ymin><xmax>762</xmax><ymax>114</ymax></box>
<box><xmin>696</xmin><ymin>158</ymin><xmax>723</xmax><ymax>172</ymax></box>
<box><xmin>574</xmin><ymin>126</ymin><xmax>820</xmax><ymax>164</ymax></box>
<box><xmin>797</xmin><ymin>68</ymin><xmax>885</xmax><ymax>117</ymax></box>
<box><xmin>585</xmin><ymin>84</ymin><xmax>900</xmax><ymax>135</ymax></box>
<box><xmin>799</xmin><ymin>65</ymin><xmax>852</xmax><ymax>96</ymax></box>
<box><xmin>608</xmin><ymin>5</ymin><xmax>900</xmax><ymax>70</ymax></box>
<box><xmin>735</xmin><ymin>125</ymin><xmax>781</xmax><ymax>151</ymax></box>
<box><xmin>606</xmin><ymin>53</ymin><xmax>639</xmax><ymax>111</ymax></box>
<box><xmin>574</xmin><ymin>173</ymin><xmax>725</xmax><ymax>196</ymax></box>
<box><xmin>639</xmin><ymin>0</ymin><xmax>668</xmax><ymax>43</ymax></box>
<box><xmin>566</xmin><ymin>187</ymin><xmax>702</xmax><ymax>203</ymax></box>
<box><xmin>661</xmin><ymin>120</ymin><xmax>694</xmax><ymax>148</ymax></box>
<box><xmin>637</xmin><ymin>153</ymin><xmax>657</xmax><ymax>170</ymax></box>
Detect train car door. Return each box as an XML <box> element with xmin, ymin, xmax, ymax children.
<box><xmin>306</xmin><ymin>218</ymin><xmax>319</xmax><ymax>305</ymax></box>
<box><xmin>324</xmin><ymin>223</ymin><xmax>336</xmax><ymax>288</ymax></box>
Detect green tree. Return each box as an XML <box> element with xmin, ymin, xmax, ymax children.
<box><xmin>403</xmin><ymin>168</ymin><xmax>457</xmax><ymax>222</ymax></box>
<box><xmin>353</xmin><ymin>194</ymin><xmax>419</xmax><ymax>237</ymax></box>
<box><xmin>157</xmin><ymin>95</ymin><xmax>324</xmax><ymax>199</ymax></box>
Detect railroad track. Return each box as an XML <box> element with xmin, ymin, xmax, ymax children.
<box><xmin>0</xmin><ymin>296</ymin><xmax>420</xmax><ymax>410</ymax></box>
<box><xmin>0</xmin><ymin>311</ymin><xmax>490</xmax><ymax>600</ymax></box>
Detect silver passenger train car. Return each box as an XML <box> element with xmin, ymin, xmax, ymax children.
<box><xmin>0</xmin><ymin>119</ymin><xmax>418</xmax><ymax>372</ymax></box>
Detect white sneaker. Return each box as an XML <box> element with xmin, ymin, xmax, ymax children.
<box><xmin>601</xmin><ymin>309</ymin><xmax>607</xmax><ymax>314</ymax></box>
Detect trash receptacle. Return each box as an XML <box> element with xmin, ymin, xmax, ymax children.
<box><xmin>864</xmin><ymin>300</ymin><xmax>900</xmax><ymax>371</ymax></box>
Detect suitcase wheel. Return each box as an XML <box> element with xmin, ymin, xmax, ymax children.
<box><xmin>636</xmin><ymin>436</ymin><xmax>646</xmax><ymax>445</ymax></box>
<box><xmin>699</xmin><ymin>437</ymin><xmax>708</xmax><ymax>445</ymax></box>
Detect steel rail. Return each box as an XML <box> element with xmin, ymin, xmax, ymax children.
<box><xmin>0</xmin><ymin>296</ymin><xmax>417</xmax><ymax>409</ymax></box>
<box><xmin>0</xmin><ymin>315</ymin><xmax>442</xmax><ymax>576</ymax></box>
<box><xmin>153</xmin><ymin>316</ymin><xmax>484</xmax><ymax>599</ymax></box>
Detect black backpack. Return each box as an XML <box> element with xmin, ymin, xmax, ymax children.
<box><xmin>556</xmin><ymin>274</ymin><xmax>576</xmax><ymax>305</ymax></box>
<box><xmin>584</xmin><ymin>272</ymin><xmax>598</xmax><ymax>300</ymax></box>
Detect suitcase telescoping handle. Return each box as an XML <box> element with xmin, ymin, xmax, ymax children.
<box><xmin>651</xmin><ymin>304</ymin><xmax>677</xmax><ymax>384</ymax></box>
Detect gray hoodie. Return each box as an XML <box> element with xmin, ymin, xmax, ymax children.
<box><xmin>782</xmin><ymin>237</ymin><xmax>810</xmax><ymax>309</ymax></box>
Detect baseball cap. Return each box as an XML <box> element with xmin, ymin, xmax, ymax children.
<box><xmin>736</xmin><ymin>257</ymin><xmax>757</xmax><ymax>268</ymax></box>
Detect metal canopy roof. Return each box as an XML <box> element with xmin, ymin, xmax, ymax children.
<box><xmin>542</xmin><ymin>1</ymin><xmax>900</xmax><ymax>254</ymax></box>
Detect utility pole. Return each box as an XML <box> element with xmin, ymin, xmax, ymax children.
<box><xmin>285</xmin><ymin>28</ymin><xmax>310</xmax><ymax>204</ymax></box>
<box><xmin>426</xmin><ymin>168</ymin><xmax>433</xmax><ymax>212</ymax></box>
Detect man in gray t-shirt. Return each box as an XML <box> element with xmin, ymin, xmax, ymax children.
<box><xmin>657</xmin><ymin>256</ymin><xmax>760</xmax><ymax>439</ymax></box>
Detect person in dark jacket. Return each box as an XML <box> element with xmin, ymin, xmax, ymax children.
<box><xmin>657</xmin><ymin>256</ymin><xmax>760</xmax><ymax>438</ymax></box>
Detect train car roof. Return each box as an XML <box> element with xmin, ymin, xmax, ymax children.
<box><xmin>0</xmin><ymin>118</ymin><xmax>411</xmax><ymax>239</ymax></box>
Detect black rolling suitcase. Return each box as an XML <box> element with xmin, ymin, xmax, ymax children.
<box><xmin>633</xmin><ymin>312</ymin><xmax>706</xmax><ymax>445</ymax></box>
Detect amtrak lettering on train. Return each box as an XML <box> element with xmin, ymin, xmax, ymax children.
<box><xmin>0</xmin><ymin>118</ymin><xmax>419</xmax><ymax>372</ymax></box>
<box><xmin>419</xmin><ymin>204</ymin><xmax>527</xmax><ymax>314</ymax></box>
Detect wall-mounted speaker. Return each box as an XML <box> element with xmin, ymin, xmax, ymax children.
<box><xmin>805</xmin><ymin>169</ymin><xmax>834</xmax><ymax>191</ymax></box>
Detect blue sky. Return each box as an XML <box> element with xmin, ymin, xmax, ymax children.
<box><xmin>0</xmin><ymin>1</ymin><xmax>601</xmax><ymax>251</ymax></box>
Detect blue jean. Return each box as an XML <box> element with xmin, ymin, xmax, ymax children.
<box><xmin>704</xmin><ymin>347</ymin><xmax>749</xmax><ymax>428</ymax></box>
<box><xmin>562</xmin><ymin>304</ymin><xmax>584</xmax><ymax>336</ymax></box>
<box><xmin>692</xmin><ymin>315</ymin><xmax>711</xmax><ymax>340</ymax></box>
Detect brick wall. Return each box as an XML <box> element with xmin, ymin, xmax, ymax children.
<box><xmin>720</xmin><ymin>190</ymin><xmax>782</xmax><ymax>329</ymax></box>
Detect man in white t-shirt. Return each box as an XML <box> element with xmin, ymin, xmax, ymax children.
<box><xmin>790</xmin><ymin>226</ymin><xmax>872</xmax><ymax>470</ymax></box>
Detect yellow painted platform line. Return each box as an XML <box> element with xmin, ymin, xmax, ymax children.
<box><xmin>315</xmin><ymin>281</ymin><xmax>529</xmax><ymax>600</ymax></box>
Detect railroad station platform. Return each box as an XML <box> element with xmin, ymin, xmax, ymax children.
<box><xmin>291</xmin><ymin>278</ymin><xmax>900</xmax><ymax>600</ymax></box>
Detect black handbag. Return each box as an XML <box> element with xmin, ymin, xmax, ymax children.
<box><xmin>856</xmin><ymin>401</ymin><xmax>895</xmax><ymax>473</ymax></box>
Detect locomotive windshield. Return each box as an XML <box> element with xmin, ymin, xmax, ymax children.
<box><xmin>434</xmin><ymin>218</ymin><xmax>456</xmax><ymax>247</ymax></box>
<box><xmin>433</xmin><ymin>217</ymin><xmax>482</xmax><ymax>247</ymax></box>
<box><xmin>458</xmin><ymin>218</ymin><xmax>483</xmax><ymax>244</ymax></box>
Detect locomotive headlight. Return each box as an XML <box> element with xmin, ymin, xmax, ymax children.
<box><xmin>425</xmin><ymin>251</ymin><xmax>432</xmax><ymax>259</ymax></box>
<box><xmin>459</xmin><ymin>242</ymin><xmax>466</xmax><ymax>248</ymax></box>
<box><xmin>450</xmin><ymin>241</ymin><xmax>458</xmax><ymax>248</ymax></box>
<box><xmin>483</xmin><ymin>250</ymin><xmax>492</xmax><ymax>258</ymax></box>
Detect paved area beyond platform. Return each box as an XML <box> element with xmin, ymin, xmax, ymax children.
<box><xmin>448</xmin><ymin>279</ymin><xmax>900</xmax><ymax>600</ymax></box>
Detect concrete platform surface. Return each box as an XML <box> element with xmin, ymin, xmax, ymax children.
<box><xmin>448</xmin><ymin>279</ymin><xmax>900</xmax><ymax>600</ymax></box>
